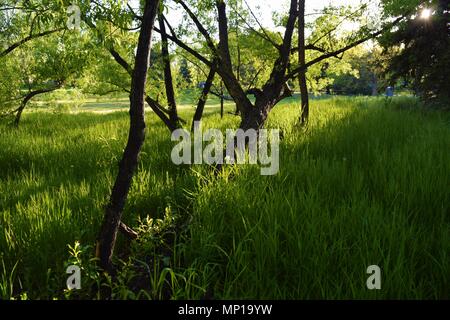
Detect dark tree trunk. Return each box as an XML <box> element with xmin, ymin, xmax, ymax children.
<box><xmin>239</xmin><ymin>100</ymin><xmax>270</xmax><ymax>131</ymax></box>
<box><xmin>215</xmin><ymin>0</ymin><xmax>254</xmax><ymax>117</ymax></box>
<box><xmin>14</xmin><ymin>103</ymin><xmax>27</xmax><ymax>127</ymax></box>
<box><xmin>235</xmin><ymin>25</ymin><xmax>241</xmax><ymax>116</ymax></box>
<box><xmin>371</xmin><ymin>72</ymin><xmax>378</xmax><ymax>96</ymax></box>
<box><xmin>96</xmin><ymin>0</ymin><xmax>160</xmax><ymax>272</ymax></box>
<box><xmin>220</xmin><ymin>81</ymin><xmax>224</xmax><ymax>119</ymax></box>
<box><xmin>158</xmin><ymin>13</ymin><xmax>179</xmax><ymax>126</ymax></box>
<box><xmin>191</xmin><ymin>66</ymin><xmax>216</xmax><ymax>132</ymax></box>
<box><xmin>14</xmin><ymin>86</ymin><xmax>61</xmax><ymax>127</ymax></box>
<box><xmin>298</xmin><ymin>0</ymin><xmax>309</xmax><ymax>126</ymax></box>
<box><xmin>145</xmin><ymin>96</ymin><xmax>178</xmax><ymax>133</ymax></box>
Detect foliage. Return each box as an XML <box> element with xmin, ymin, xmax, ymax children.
<box><xmin>289</xmin><ymin>3</ymin><xmax>376</xmax><ymax>94</ymax></box>
<box><xmin>0</xmin><ymin>31</ymin><xmax>93</xmax><ymax>119</ymax></box>
<box><xmin>330</xmin><ymin>46</ymin><xmax>389</xmax><ymax>95</ymax></box>
<box><xmin>380</xmin><ymin>0</ymin><xmax>450</xmax><ymax>106</ymax></box>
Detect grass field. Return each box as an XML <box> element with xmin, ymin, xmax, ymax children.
<box><xmin>0</xmin><ymin>96</ymin><xmax>449</xmax><ymax>299</ymax></box>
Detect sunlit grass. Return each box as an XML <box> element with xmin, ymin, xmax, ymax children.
<box><xmin>0</xmin><ymin>96</ymin><xmax>449</xmax><ymax>299</ymax></box>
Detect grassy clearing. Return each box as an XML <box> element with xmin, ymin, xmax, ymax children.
<box><xmin>0</xmin><ymin>97</ymin><xmax>449</xmax><ymax>299</ymax></box>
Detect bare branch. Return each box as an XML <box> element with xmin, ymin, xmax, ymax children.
<box><xmin>310</xmin><ymin>3</ymin><xmax>368</xmax><ymax>47</ymax></box>
<box><xmin>154</xmin><ymin>16</ymin><xmax>212</xmax><ymax>66</ymax></box>
<box><xmin>291</xmin><ymin>44</ymin><xmax>328</xmax><ymax>54</ymax></box>
<box><xmin>119</xmin><ymin>222</ymin><xmax>138</xmax><ymax>240</ymax></box>
<box><xmin>235</xmin><ymin>0</ymin><xmax>281</xmax><ymax>50</ymax></box>
<box><xmin>175</xmin><ymin>0</ymin><xmax>217</xmax><ymax>54</ymax></box>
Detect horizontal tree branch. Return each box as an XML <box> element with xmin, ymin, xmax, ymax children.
<box><xmin>291</xmin><ymin>44</ymin><xmax>328</xmax><ymax>54</ymax></box>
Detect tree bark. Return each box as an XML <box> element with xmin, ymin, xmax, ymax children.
<box><xmin>220</xmin><ymin>81</ymin><xmax>224</xmax><ymax>119</ymax></box>
<box><xmin>145</xmin><ymin>96</ymin><xmax>178</xmax><ymax>133</ymax></box>
<box><xmin>298</xmin><ymin>0</ymin><xmax>309</xmax><ymax>126</ymax></box>
<box><xmin>215</xmin><ymin>0</ymin><xmax>253</xmax><ymax>116</ymax></box>
<box><xmin>96</xmin><ymin>0</ymin><xmax>160</xmax><ymax>272</ymax></box>
<box><xmin>235</xmin><ymin>25</ymin><xmax>241</xmax><ymax>116</ymax></box>
<box><xmin>239</xmin><ymin>102</ymin><xmax>270</xmax><ymax>131</ymax></box>
<box><xmin>158</xmin><ymin>13</ymin><xmax>180</xmax><ymax>127</ymax></box>
<box><xmin>191</xmin><ymin>66</ymin><xmax>216</xmax><ymax>132</ymax></box>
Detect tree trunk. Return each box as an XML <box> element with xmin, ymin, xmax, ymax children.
<box><xmin>191</xmin><ymin>66</ymin><xmax>216</xmax><ymax>132</ymax></box>
<box><xmin>235</xmin><ymin>25</ymin><xmax>241</xmax><ymax>116</ymax></box>
<box><xmin>298</xmin><ymin>0</ymin><xmax>309</xmax><ymax>126</ymax></box>
<box><xmin>371</xmin><ymin>73</ymin><xmax>378</xmax><ymax>96</ymax></box>
<box><xmin>158</xmin><ymin>13</ymin><xmax>179</xmax><ymax>126</ymax></box>
<box><xmin>239</xmin><ymin>101</ymin><xmax>270</xmax><ymax>131</ymax></box>
<box><xmin>14</xmin><ymin>86</ymin><xmax>61</xmax><ymax>127</ymax></box>
<box><xmin>215</xmin><ymin>0</ymin><xmax>254</xmax><ymax>117</ymax></box>
<box><xmin>14</xmin><ymin>105</ymin><xmax>26</xmax><ymax>127</ymax></box>
<box><xmin>222</xmin><ymin>102</ymin><xmax>269</xmax><ymax>165</ymax></box>
<box><xmin>220</xmin><ymin>81</ymin><xmax>224</xmax><ymax>119</ymax></box>
<box><xmin>96</xmin><ymin>0</ymin><xmax>160</xmax><ymax>273</ymax></box>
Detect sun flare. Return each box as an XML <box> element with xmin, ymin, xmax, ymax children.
<box><xmin>421</xmin><ymin>8</ymin><xmax>432</xmax><ymax>19</ymax></box>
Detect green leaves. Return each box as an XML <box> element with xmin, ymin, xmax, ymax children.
<box><xmin>380</xmin><ymin>0</ymin><xmax>450</xmax><ymax>106</ymax></box>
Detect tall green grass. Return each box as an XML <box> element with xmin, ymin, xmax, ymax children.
<box><xmin>184</xmin><ymin>97</ymin><xmax>450</xmax><ymax>299</ymax></box>
<box><xmin>0</xmin><ymin>97</ymin><xmax>448</xmax><ymax>299</ymax></box>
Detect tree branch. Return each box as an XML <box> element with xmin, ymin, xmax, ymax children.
<box><xmin>236</xmin><ymin>0</ymin><xmax>281</xmax><ymax>50</ymax></box>
<box><xmin>291</xmin><ymin>44</ymin><xmax>328</xmax><ymax>54</ymax></box>
<box><xmin>0</xmin><ymin>28</ymin><xmax>64</xmax><ymax>58</ymax></box>
<box><xmin>175</xmin><ymin>0</ymin><xmax>217</xmax><ymax>54</ymax></box>
<box><xmin>216</xmin><ymin>0</ymin><xmax>233</xmax><ymax>68</ymax></box>
<box><xmin>154</xmin><ymin>16</ymin><xmax>212</xmax><ymax>67</ymax></box>
<box><xmin>119</xmin><ymin>222</ymin><xmax>138</xmax><ymax>240</ymax></box>
<box><xmin>286</xmin><ymin>16</ymin><xmax>406</xmax><ymax>81</ymax></box>
<box><xmin>261</xmin><ymin>0</ymin><xmax>298</xmax><ymax>100</ymax></box>
<box><xmin>107</xmin><ymin>47</ymin><xmax>179</xmax><ymax>133</ymax></box>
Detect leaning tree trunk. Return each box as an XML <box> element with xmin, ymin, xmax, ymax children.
<box><xmin>158</xmin><ymin>13</ymin><xmax>179</xmax><ymax>127</ymax></box>
<box><xmin>96</xmin><ymin>0</ymin><xmax>160</xmax><ymax>272</ymax></box>
<box><xmin>298</xmin><ymin>0</ymin><xmax>309</xmax><ymax>126</ymax></box>
<box><xmin>15</xmin><ymin>86</ymin><xmax>61</xmax><ymax>127</ymax></box>
<box><xmin>191</xmin><ymin>66</ymin><xmax>216</xmax><ymax>132</ymax></box>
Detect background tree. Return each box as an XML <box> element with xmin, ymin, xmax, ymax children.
<box><xmin>169</xmin><ymin>0</ymin><xmax>406</xmax><ymax>131</ymax></box>
<box><xmin>380</xmin><ymin>0</ymin><xmax>450</xmax><ymax>106</ymax></box>
<box><xmin>330</xmin><ymin>46</ymin><xmax>388</xmax><ymax>95</ymax></box>
<box><xmin>1</xmin><ymin>32</ymin><xmax>92</xmax><ymax>126</ymax></box>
